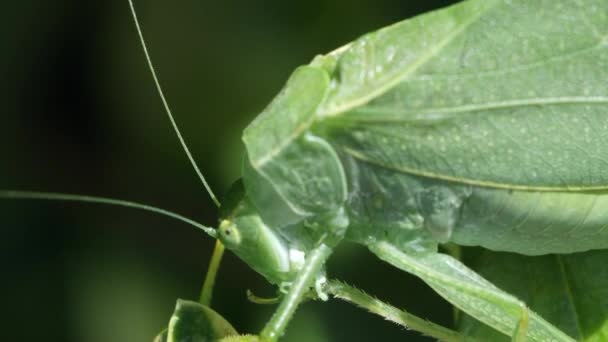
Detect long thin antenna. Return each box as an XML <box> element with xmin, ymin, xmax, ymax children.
<box><xmin>127</xmin><ymin>0</ymin><xmax>220</xmax><ymax>207</ymax></box>
<box><xmin>0</xmin><ymin>190</ymin><xmax>217</xmax><ymax>238</ymax></box>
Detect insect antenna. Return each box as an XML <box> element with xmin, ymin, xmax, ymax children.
<box><xmin>127</xmin><ymin>0</ymin><xmax>220</xmax><ymax>208</ymax></box>
<box><xmin>127</xmin><ymin>0</ymin><xmax>228</xmax><ymax>307</ymax></box>
<box><xmin>0</xmin><ymin>190</ymin><xmax>217</xmax><ymax>238</ymax></box>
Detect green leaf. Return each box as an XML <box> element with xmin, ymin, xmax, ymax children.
<box><xmin>460</xmin><ymin>249</ymin><xmax>608</xmax><ymax>341</ymax></box>
<box><xmin>165</xmin><ymin>299</ymin><xmax>238</xmax><ymax>342</ymax></box>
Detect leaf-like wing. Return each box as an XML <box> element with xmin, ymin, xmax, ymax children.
<box><xmin>459</xmin><ymin>249</ymin><xmax>608</xmax><ymax>341</ymax></box>
<box><xmin>320</xmin><ymin>0</ymin><xmax>608</xmax><ymax>190</ymax></box>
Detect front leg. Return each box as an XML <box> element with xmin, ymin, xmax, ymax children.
<box><xmin>259</xmin><ymin>207</ymin><xmax>349</xmax><ymax>341</ymax></box>
<box><xmin>259</xmin><ymin>242</ymin><xmax>334</xmax><ymax>341</ymax></box>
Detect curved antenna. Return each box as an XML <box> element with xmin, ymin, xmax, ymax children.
<box><xmin>127</xmin><ymin>0</ymin><xmax>220</xmax><ymax>207</ymax></box>
<box><xmin>0</xmin><ymin>190</ymin><xmax>217</xmax><ymax>238</ymax></box>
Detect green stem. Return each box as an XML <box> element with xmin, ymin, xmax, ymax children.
<box><xmin>326</xmin><ymin>280</ymin><xmax>472</xmax><ymax>342</ymax></box>
<box><xmin>199</xmin><ymin>240</ymin><xmax>226</xmax><ymax>306</ymax></box>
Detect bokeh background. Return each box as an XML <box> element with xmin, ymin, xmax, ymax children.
<box><xmin>1</xmin><ymin>0</ymin><xmax>462</xmax><ymax>341</ymax></box>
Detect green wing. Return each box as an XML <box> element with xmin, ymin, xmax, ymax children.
<box><xmin>318</xmin><ymin>0</ymin><xmax>608</xmax><ymax>190</ymax></box>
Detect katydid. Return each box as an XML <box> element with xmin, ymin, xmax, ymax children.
<box><xmin>217</xmin><ymin>0</ymin><xmax>606</xmax><ymax>339</ymax></box>
<box><xmin>3</xmin><ymin>0</ymin><xmax>607</xmax><ymax>340</ymax></box>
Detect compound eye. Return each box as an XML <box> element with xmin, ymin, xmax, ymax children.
<box><xmin>218</xmin><ymin>219</ymin><xmax>241</xmax><ymax>246</ymax></box>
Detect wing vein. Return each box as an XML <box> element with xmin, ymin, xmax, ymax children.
<box><xmin>350</xmin><ymin>97</ymin><xmax>608</xmax><ymax>123</ymax></box>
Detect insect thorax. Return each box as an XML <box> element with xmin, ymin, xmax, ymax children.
<box><xmin>238</xmin><ymin>63</ymin><xmax>465</xmax><ymax>261</ymax></box>
<box><xmin>338</xmin><ymin>153</ymin><xmax>472</xmax><ymax>254</ymax></box>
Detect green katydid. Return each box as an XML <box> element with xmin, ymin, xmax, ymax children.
<box><xmin>216</xmin><ymin>0</ymin><xmax>607</xmax><ymax>339</ymax></box>
<box><xmin>3</xmin><ymin>0</ymin><xmax>608</xmax><ymax>340</ymax></box>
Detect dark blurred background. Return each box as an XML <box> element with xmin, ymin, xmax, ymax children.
<box><xmin>1</xmin><ymin>1</ymin><xmax>461</xmax><ymax>341</ymax></box>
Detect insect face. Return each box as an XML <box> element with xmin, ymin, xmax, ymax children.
<box><xmin>218</xmin><ymin>180</ymin><xmax>296</xmax><ymax>285</ymax></box>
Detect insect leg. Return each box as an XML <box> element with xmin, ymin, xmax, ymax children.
<box><xmin>368</xmin><ymin>241</ymin><xmax>574</xmax><ymax>342</ymax></box>
<box><xmin>259</xmin><ymin>242</ymin><xmax>334</xmax><ymax>341</ymax></box>
<box><xmin>326</xmin><ymin>279</ymin><xmax>470</xmax><ymax>342</ymax></box>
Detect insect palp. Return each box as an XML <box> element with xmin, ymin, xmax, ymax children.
<box><xmin>246</xmin><ymin>290</ymin><xmax>281</xmax><ymax>305</ymax></box>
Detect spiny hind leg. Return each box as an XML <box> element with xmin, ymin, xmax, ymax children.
<box><xmin>368</xmin><ymin>241</ymin><xmax>571</xmax><ymax>341</ymax></box>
